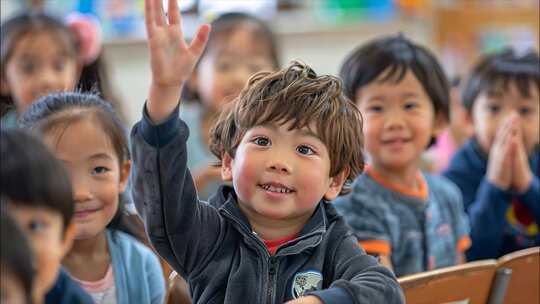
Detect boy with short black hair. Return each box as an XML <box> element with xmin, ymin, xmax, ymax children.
<box><xmin>0</xmin><ymin>128</ymin><xmax>93</xmax><ymax>304</ymax></box>
<box><xmin>130</xmin><ymin>1</ymin><xmax>404</xmax><ymax>303</ymax></box>
<box><xmin>334</xmin><ymin>35</ymin><xmax>471</xmax><ymax>277</ymax></box>
<box><xmin>443</xmin><ymin>49</ymin><xmax>540</xmax><ymax>260</ymax></box>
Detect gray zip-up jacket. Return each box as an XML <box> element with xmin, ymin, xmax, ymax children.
<box><xmin>130</xmin><ymin>106</ymin><xmax>404</xmax><ymax>304</ymax></box>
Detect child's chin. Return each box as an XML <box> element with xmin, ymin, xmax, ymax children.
<box><xmin>74</xmin><ymin>228</ymin><xmax>101</xmax><ymax>240</ymax></box>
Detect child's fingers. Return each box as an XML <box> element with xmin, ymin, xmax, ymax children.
<box><xmin>495</xmin><ymin>115</ymin><xmax>517</xmax><ymax>146</ymax></box>
<box><xmin>153</xmin><ymin>0</ymin><xmax>166</xmax><ymax>27</ymax></box>
<box><xmin>189</xmin><ymin>24</ymin><xmax>211</xmax><ymax>57</ymax></box>
<box><xmin>144</xmin><ymin>0</ymin><xmax>155</xmax><ymax>36</ymax></box>
<box><xmin>168</xmin><ymin>0</ymin><xmax>181</xmax><ymax>25</ymax></box>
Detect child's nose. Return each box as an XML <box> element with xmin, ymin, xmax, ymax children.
<box><xmin>73</xmin><ymin>177</ymin><xmax>93</xmax><ymax>202</ymax></box>
<box><xmin>268</xmin><ymin>160</ymin><xmax>292</xmax><ymax>175</ymax></box>
<box><xmin>38</xmin><ymin>67</ymin><xmax>63</xmax><ymax>91</ymax></box>
<box><xmin>384</xmin><ymin>113</ymin><xmax>406</xmax><ymax>130</ymax></box>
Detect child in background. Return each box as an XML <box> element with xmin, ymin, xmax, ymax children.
<box><xmin>334</xmin><ymin>35</ymin><xmax>471</xmax><ymax>277</ymax></box>
<box><xmin>425</xmin><ymin>77</ymin><xmax>474</xmax><ymax>173</ymax></box>
<box><xmin>443</xmin><ymin>49</ymin><xmax>539</xmax><ymax>260</ymax></box>
<box><xmin>0</xmin><ymin>11</ymin><xmax>79</xmax><ymax>128</ymax></box>
<box><xmin>181</xmin><ymin>11</ymin><xmax>280</xmax><ymax>200</ymax></box>
<box><xmin>19</xmin><ymin>92</ymin><xmax>165</xmax><ymax>304</ymax></box>
<box><xmin>1</xmin><ymin>208</ymin><xmax>35</xmax><ymax>304</ymax></box>
<box><xmin>0</xmin><ymin>128</ymin><xmax>93</xmax><ymax>304</ymax></box>
<box><xmin>0</xmin><ymin>11</ymin><xmax>126</xmax><ymax>128</ymax></box>
<box><xmin>132</xmin><ymin>1</ymin><xmax>403</xmax><ymax>303</ymax></box>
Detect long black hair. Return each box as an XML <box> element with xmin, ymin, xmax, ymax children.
<box><xmin>19</xmin><ymin>91</ymin><xmax>144</xmax><ymax>241</ymax></box>
<box><xmin>0</xmin><ymin>11</ymin><xmax>77</xmax><ymax>117</ymax></box>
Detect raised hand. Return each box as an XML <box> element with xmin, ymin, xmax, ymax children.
<box><xmin>511</xmin><ymin>124</ymin><xmax>533</xmax><ymax>193</ymax></box>
<box><xmin>486</xmin><ymin>114</ymin><xmax>516</xmax><ymax>190</ymax></box>
<box><xmin>145</xmin><ymin>0</ymin><xmax>210</xmax><ymax>123</ymax></box>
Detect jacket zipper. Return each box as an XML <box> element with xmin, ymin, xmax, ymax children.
<box><xmin>267</xmin><ymin>256</ymin><xmax>277</xmax><ymax>304</ymax></box>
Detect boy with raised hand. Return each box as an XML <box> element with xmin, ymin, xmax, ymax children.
<box><xmin>129</xmin><ymin>0</ymin><xmax>404</xmax><ymax>303</ymax></box>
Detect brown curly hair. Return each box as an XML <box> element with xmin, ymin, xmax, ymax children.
<box><xmin>209</xmin><ymin>60</ymin><xmax>364</xmax><ymax>195</ymax></box>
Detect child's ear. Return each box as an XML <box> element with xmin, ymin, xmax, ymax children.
<box><xmin>221</xmin><ymin>153</ymin><xmax>233</xmax><ymax>182</ymax></box>
<box><xmin>0</xmin><ymin>73</ymin><xmax>11</xmax><ymax>95</ymax></box>
<box><xmin>187</xmin><ymin>72</ymin><xmax>198</xmax><ymax>92</ymax></box>
<box><xmin>323</xmin><ymin>167</ymin><xmax>350</xmax><ymax>201</ymax></box>
<box><xmin>432</xmin><ymin>111</ymin><xmax>449</xmax><ymax>138</ymax></box>
<box><xmin>61</xmin><ymin>222</ymin><xmax>77</xmax><ymax>257</ymax></box>
<box><xmin>119</xmin><ymin>160</ymin><xmax>131</xmax><ymax>192</ymax></box>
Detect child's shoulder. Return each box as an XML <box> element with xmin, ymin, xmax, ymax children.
<box><xmin>106</xmin><ymin>229</ymin><xmax>159</xmax><ymax>262</ymax></box>
<box><xmin>423</xmin><ymin>173</ymin><xmax>464</xmax><ymax>212</ymax></box>
<box><xmin>332</xmin><ymin>174</ymin><xmax>395</xmax><ymax>218</ymax></box>
<box><xmin>424</xmin><ymin>173</ymin><xmax>460</xmax><ymax>195</ymax></box>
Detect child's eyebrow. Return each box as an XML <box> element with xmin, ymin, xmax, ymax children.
<box><xmin>486</xmin><ymin>89</ymin><xmax>504</xmax><ymax>97</ymax></box>
<box><xmin>296</xmin><ymin>128</ymin><xmax>322</xmax><ymax>141</ymax></box>
<box><xmin>366</xmin><ymin>95</ymin><xmax>386</xmax><ymax>102</ymax></box>
<box><xmin>260</xmin><ymin>124</ymin><xmax>322</xmax><ymax>141</ymax></box>
<box><xmin>88</xmin><ymin>153</ymin><xmax>115</xmax><ymax>161</ymax></box>
<box><xmin>400</xmin><ymin>92</ymin><xmax>420</xmax><ymax>99</ymax></box>
<box><xmin>18</xmin><ymin>54</ymin><xmax>37</xmax><ymax>61</ymax></box>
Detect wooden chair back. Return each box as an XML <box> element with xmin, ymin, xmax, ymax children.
<box><xmin>398</xmin><ymin>260</ymin><xmax>498</xmax><ymax>304</ymax></box>
<box><xmin>497</xmin><ymin>247</ymin><xmax>540</xmax><ymax>304</ymax></box>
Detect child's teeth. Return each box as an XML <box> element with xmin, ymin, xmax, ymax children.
<box><xmin>262</xmin><ymin>184</ymin><xmax>291</xmax><ymax>193</ymax></box>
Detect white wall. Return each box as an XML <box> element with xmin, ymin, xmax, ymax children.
<box><xmin>1</xmin><ymin>0</ymin><xmax>433</xmax><ymax>127</ymax></box>
<box><xmin>104</xmin><ymin>17</ymin><xmax>433</xmax><ymax>127</ymax></box>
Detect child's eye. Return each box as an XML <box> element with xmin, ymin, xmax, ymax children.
<box><xmin>297</xmin><ymin>145</ymin><xmax>315</xmax><ymax>155</ymax></box>
<box><xmin>216</xmin><ymin>62</ymin><xmax>233</xmax><ymax>72</ymax></box>
<box><xmin>518</xmin><ymin>106</ymin><xmax>532</xmax><ymax>116</ymax></box>
<box><xmin>367</xmin><ymin>105</ymin><xmax>383</xmax><ymax>112</ymax></box>
<box><xmin>27</xmin><ymin>219</ymin><xmax>47</xmax><ymax>233</ymax></box>
<box><xmin>252</xmin><ymin>137</ymin><xmax>270</xmax><ymax>146</ymax></box>
<box><xmin>487</xmin><ymin>104</ymin><xmax>500</xmax><ymax>113</ymax></box>
<box><xmin>404</xmin><ymin>102</ymin><xmax>418</xmax><ymax>110</ymax></box>
<box><xmin>20</xmin><ymin>62</ymin><xmax>36</xmax><ymax>74</ymax></box>
<box><xmin>53</xmin><ymin>59</ymin><xmax>66</xmax><ymax>71</ymax></box>
<box><xmin>92</xmin><ymin>166</ymin><xmax>110</xmax><ymax>175</ymax></box>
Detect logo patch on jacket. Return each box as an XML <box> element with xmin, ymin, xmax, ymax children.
<box><xmin>291</xmin><ymin>270</ymin><xmax>323</xmax><ymax>299</ymax></box>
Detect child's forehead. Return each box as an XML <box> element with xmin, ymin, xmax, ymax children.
<box><xmin>12</xmin><ymin>30</ymin><xmax>75</xmax><ymax>58</ymax></box>
<box><xmin>247</xmin><ymin>121</ymin><xmax>322</xmax><ymax>139</ymax></box>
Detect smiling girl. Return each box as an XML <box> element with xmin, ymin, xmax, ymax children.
<box><xmin>19</xmin><ymin>92</ymin><xmax>165</xmax><ymax>304</ymax></box>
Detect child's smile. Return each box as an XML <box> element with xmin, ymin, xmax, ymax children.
<box><xmin>258</xmin><ymin>181</ymin><xmax>295</xmax><ymax>200</ymax></box>
<box><xmin>73</xmin><ymin>201</ymin><xmax>105</xmax><ymax>221</ymax></box>
<box><xmin>43</xmin><ymin>118</ymin><xmax>128</xmax><ymax>240</ymax></box>
<box><xmin>221</xmin><ymin>121</ymin><xmax>342</xmax><ymax>228</ymax></box>
<box><xmin>356</xmin><ymin>70</ymin><xmax>439</xmax><ymax>172</ymax></box>
<box><xmin>380</xmin><ymin>135</ymin><xmax>413</xmax><ymax>151</ymax></box>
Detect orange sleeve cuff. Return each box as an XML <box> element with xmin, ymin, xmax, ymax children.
<box><xmin>359</xmin><ymin>240</ymin><xmax>391</xmax><ymax>256</ymax></box>
<box><xmin>457</xmin><ymin>236</ymin><xmax>472</xmax><ymax>252</ymax></box>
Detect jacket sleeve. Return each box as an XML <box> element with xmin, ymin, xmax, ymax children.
<box><xmin>307</xmin><ymin>234</ymin><xmax>404</xmax><ymax>304</ymax></box>
<box><xmin>466</xmin><ymin>179</ymin><xmax>512</xmax><ymax>260</ymax></box>
<box><xmin>130</xmin><ymin>104</ymin><xmax>225</xmax><ymax>278</ymax></box>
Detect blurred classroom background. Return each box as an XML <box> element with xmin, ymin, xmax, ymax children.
<box><xmin>1</xmin><ymin>0</ymin><xmax>538</xmax><ymax>126</ymax></box>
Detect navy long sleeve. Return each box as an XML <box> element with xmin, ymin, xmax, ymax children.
<box><xmin>443</xmin><ymin>139</ymin><xmax>539</xmax><ymax>260</ymax></box>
